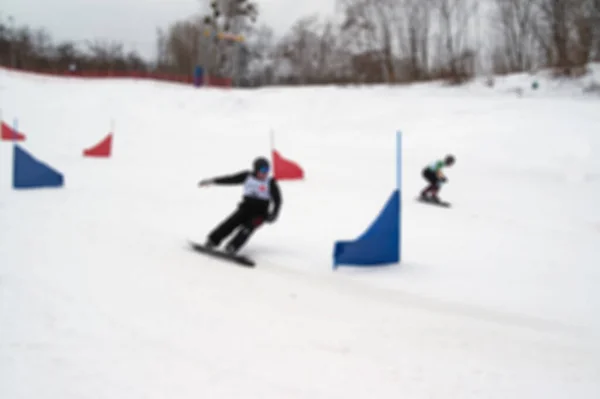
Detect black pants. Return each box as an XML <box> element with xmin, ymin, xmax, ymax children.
<box><xmin>421</xmin><ymin>168</ymin><xmax>441</xmax><ymax>196</ymax></box>
<box><xmin>208</xmin><ymin>207</ymin><xmax>265</xmax><ymax>251</ymax></box>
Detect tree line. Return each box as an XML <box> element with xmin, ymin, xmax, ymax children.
<box><xmin>1</xmin><ymin>0</ymin><xmax>599</xmax><ymax>86</ymax></box>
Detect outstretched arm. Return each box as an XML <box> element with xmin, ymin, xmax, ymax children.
<box><xmin>199</xmin><ymin>171</ymin><xmax>249</xmax><ymax>186</ymax></box>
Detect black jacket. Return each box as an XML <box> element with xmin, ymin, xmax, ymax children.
<box><xmin>210</xmin><ymin>170</ymin><xmax>282</xmax><ymax>220</ymax></box>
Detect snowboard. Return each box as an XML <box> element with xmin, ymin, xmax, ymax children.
<box><xmin>416</xmin><ymin>196</ymin><xmax>451</xmax><ymax>207</ymax></box>
<box><xmin>188</xmin><ymin>241</ymin><xmax>255</xmax><ymax>267</ymax></box>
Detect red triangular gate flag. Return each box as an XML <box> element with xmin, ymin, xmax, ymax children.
<box><xmin>272</xmin><ymin>149</ymin><xmax>304</xmax><ymax>180</ymax></box>
<box><xmin>1</xmin><ymin>121</ymin><xmax>26</xmax><ymax>141</ymax></box>
<box><xmin>83</xmin><ymin>133</ymin><xmax>112</xmax><ymax>157</ymax></box>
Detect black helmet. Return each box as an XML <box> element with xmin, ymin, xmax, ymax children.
<box><xmin>445</xmin><ymin>154</ymin><xmax>455</xmax><ymax>165</ymax></box>
<box><xmin>253</xmin><ymin>156</ymin><xmax>270</xmax><ymax>173</ymax></box>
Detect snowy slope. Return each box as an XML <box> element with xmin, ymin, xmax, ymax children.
<box><xmin>1</xmin><ymin>68</ymin><xmax>599</xmax><ymax>398</ymax></box>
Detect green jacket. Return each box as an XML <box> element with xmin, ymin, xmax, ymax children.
<box><xmin>427</xmin><ymin>160</ymin><xmax>445</xmax><ymax>172</ymax></box>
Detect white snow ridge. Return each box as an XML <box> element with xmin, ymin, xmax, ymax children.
<box><xmin>1</xmin><ymin>67</ymin><xmax>600</xmax><ymax>399</ymax></box>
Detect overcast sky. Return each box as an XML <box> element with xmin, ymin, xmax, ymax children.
<box><xmin>2</xmin><ymin>0</ymin><xmax>336</xmax><ymax>59</ymax></box>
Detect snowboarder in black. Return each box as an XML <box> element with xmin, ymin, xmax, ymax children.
<box><xmin>198</xmin><ymin>157</ymin><xmax>282</xmax><ymax>254</ymax></box>
<box><xmin>420</xmin><ymin>154</ymin><xmax>455</xmax><ymax>202</ymax></box>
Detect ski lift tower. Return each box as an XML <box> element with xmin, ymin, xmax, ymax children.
<box><xmin>196</xmin><ymin>28</ymin><xmax>245</xmax><ymax>87</ymax></box>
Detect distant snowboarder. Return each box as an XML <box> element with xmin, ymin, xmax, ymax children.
<box><xmin>198</xmin><ymin>156</ymin><xmax>282</xmax><ymax>255</ymax></box>
<box><xmin>419</xmin><ymin>154</ymin><xmax>455</xmax><ymax>203</ymax></box>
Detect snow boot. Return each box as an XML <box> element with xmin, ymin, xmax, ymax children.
<box><xmin>205</xmin><ymin>238</ymin><xmax>217</xmax><ymax>249</ymax></box>
<box><xmin>225</xmin><ymin>243</ymin><xmax>238</xmax><ymax>255</ymax></box>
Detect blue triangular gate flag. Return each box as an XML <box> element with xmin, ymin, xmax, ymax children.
<box><xmin>13</xmin><ymin>144</ymin><xmax>64</xmax><ymax>189</ymax></box>
<box><xmin>333</xmin><ymin>189</ymin><xmax>400</xmax><ymax>267</ymax></box>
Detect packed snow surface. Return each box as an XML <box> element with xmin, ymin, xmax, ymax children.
<box><xmin>1</xmin><ymin>68</ymin><xmax>600</xmax><ymax>398</ymax></box>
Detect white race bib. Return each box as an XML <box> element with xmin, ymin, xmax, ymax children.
<box><xmin>243</xmin><ymin>175</ymin><xmax>271</xmax><ymax>200</ymax></box>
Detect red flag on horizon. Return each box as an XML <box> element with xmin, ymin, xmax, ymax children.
<box><xmin>1</xmin><ymin>121</ymin><xmax>26</xmax><ymax>141</ymax></box>
<box><xmin>83</xmin><ymin>133</ymin><xmax>112</xmax><ymax>157</ymax></box>
<box><xmin>272</xmin><ymin>149</ymin><xmax>304</xmax><ymax>180</ymax></box>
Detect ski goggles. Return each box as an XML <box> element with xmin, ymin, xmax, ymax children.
<box><xmin>258</xmin><ymin>166</ymin><xmax>269</xmax><ymax>174</ymax></box>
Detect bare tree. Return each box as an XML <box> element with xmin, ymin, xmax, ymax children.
<box><xmin>11</xmin><ymin>26</ymin><xmax>35</xmax><ymax>69</ymax></box>
<box><xmin>338</xmin><ymin>0</ymin><xmax>398</xmax><ymax>83</ymax></box>
<box><xmin>572</xmin><ymin>0</ymin><xmax>596</xmax><ymax>66</ymax></box>
<box><xmin>491</xmin><ymin>0</ymin><xmax>537</xmax><ymax>73</ymax></box>
<box><xmin>161</xmin><ymin>18</ymin><xmax>204</xmax><ymax>75</ymax></box>
<box><xmin>276</xmin><ymin>15</ymin><xmax>322</xmax><ymax>84</ymax></box>
<box><xmin>242</xmin><ymin>24</ymin><xmax>275</xmax><ymax>85</ymax></box>
<box><xmin>433</xmin><ymin>0</ymin><xmax>478</xmax><ymax>83</ymax></box>
<box><xmin>52</xmin><ymin>42</ymin><xmax>80</xmax><ymax>71</ymax></box>
<box><xmin>395</xmin><ymin>0</ymin><xmax>434</xmax><ymax>81</ymax></box>
<box><xmin>531</xmin><ymin>0</ymin><xmax>596</xmax><ymax>71</ymax></box>
<box><xmin>0</xmin><ymin>15</ymin><xmax>149</xmax><ymax>75</ymax></box>
<box><xmin>338</xmin><ymin>0</ymin><xmax>378</xmax><ymax>55</ymax></box>
<box><xmin>125</xmin><ymin>51</ymin><xmax>147</xmax><ymax>72</ymax></box>
<box><xmin>593</xmin><ymin>0</ymin><xmax>600</xmax><ymax>60</ymax></box>
<box><xmin>155</xmin><ymin>27</ymin><xmax>169</xmax><ymax>70</ymax></box>
<box><xmin>272</xmin><ymin>15</ymin><xmax>352</xmax><ymax>85</ymax></box>
<box><xmin>86</xmin><ymin>39</ymin><xmax>127</xmax><ymax>71</ymax></box>
<box><xmin>5</xmin><ymin>0</ymin><xmax>600</xmax><ymax>87</ymax></box>
<box><xmin>318</xmin><ymin>21</ymin><xmax>354</xmax><ymax>82</ymax></box>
